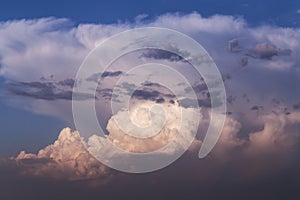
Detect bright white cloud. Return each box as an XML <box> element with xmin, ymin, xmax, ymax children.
<box><xmin>151</xmin><ymin>13</ymin><xmax>245</xmax><ymax>34</ymax></box>
<box><xmin>91</xmin><ymin>100</ymin><xmax>200</xmax><ymax>153</ymax></box>
<box><xmin>0</xmin><ymin>18</ymin><xmax>130</xmax><ymax>81</ymax></box>
<box><xmin>15</xmin><ymin>127</ymin><xmax>108</xmax><ymax>180</ymax></box>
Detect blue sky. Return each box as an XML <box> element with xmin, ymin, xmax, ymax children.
<box><xmin>0</xmin><ymin>0</ymin><xmax>299</xmax><ymax>26</ymax></box>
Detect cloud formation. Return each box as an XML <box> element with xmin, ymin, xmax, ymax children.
<box><xmin>6</xmin><ymin>108</ymin><xmax>300</xmax><ymax>182</ymax></box>
<box><xmin>13</xmin><ymin>127</ymin><xmax>109</xmax><ymax>180</ymax></box>
<box><xmin>0</xmin><ymin>13</ymin><xmax>299</xmax><ymax>122</ymax></box>
<box><xmin>0</xmin><ymin>12</ymin><xmax>300</xmax><ymax>200</ymax></box>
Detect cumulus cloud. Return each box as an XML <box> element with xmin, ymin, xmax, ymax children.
<box><xmin>2</xmin><ymin>107</ymin><xmax>299</xmax><ymax>184</ymax></box>
<box><xmin>104</xmin><ymin>100</ymin><xmax>198</xmax><ymax>153</ymax></box>
<box><xmin>8</xmin><ymin>100</ymin><xmax>201</xmax><ymax>178</ymax></box>
<box><xmin>13</xmin><ymin>127</ymin><xmax>109</xmax><ymax>180</ymax></box>
<box><xmin>82</xmin><ymin>100</ymin><xmax>202</xmax><ymax>174</ymax></box>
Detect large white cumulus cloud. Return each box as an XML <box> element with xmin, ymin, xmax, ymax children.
<box><xmin>14</xmin><ymin>127</ymin><xmax>109</xmax><ymax>180</ymax></box>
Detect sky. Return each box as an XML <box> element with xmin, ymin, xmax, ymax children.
<box><xmin>0</xmin><ymin>0</ymin><xmax>299</xmax><ymax>157</ymax></box>
<box><xmin>0</xmin><ymin>0</ymin><xmax>300</xmax><ymax>199</ymax></box>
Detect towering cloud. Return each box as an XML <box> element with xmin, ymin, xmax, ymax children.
<box><xmin>14</xmin><ymin>128</ymin><xmax>109</xmax><ymax>180</ymax></box>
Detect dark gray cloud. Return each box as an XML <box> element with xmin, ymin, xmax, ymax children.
<box><xmin>227</xmin><ymin>38</ymin><xmax>241</xmax><ymax>52</ymax></box>
<box><xmin>86</xmin><ymin>71</ymin><xmax>123</xmax><ymax>82</ymax></box>
<box><xmin>112</xmin><ymin>82</ymin><xmax>137</xmax><ymax>95</ymax></box>
<box><xmin>227</xmin><ymin>40</ymin><xmax>292</xmax><ymax>67</ymax></box>
<box><xmin>132</xmin><ymin>89</ymin><xmax>162</xmax><ymax>100</ymax></box>
<box><xmin>6</xmin><ymin>79</ymin><xmax>93</xmax><ymax>101</ymax></box>
<box><xmin>101</xmin><ymin>71</ymin><xmax>123</xmax><ymax>78</ymax></box>
<box><xmin>239</xmin><ymin>56</ymin><xmax>249</xmax><ymax>67</ymax></box>
<box><xmin>278</xmin><ymin>49</ymin><xmax>292</xmax><ymax>56</ymax></box>
<box><xmin>97</xmin><ymin>81</ymin><xmax>179</xmax><ymax>104</ymax></box>
<box><xmin>133</xmin><ymin>82</ymin><xmax>176</xmax><ymax>102</ymax></box>
<box><xmin>140</xmin><ymin>48</ymin><xmax>188</xmax><ymax>62</ymax></box>
<box><xmin>184</xmin><ymin>82</ymin><xmax>208</xmax><ymax>94</ymax></box>
<box><xmin>111</xmin><ymin>81</ymin><xmax>177</xmax><ymax>104</ymax></box>
<box><xmin>246</xmin><ymin>43</ymin><xmax>279</xmax><ymax>60</ymax></box>
<box><xmin>247</xmin><ymin>43</ymin><xmax>292</xmax><ymax>60</ymax></box>
<box><xmin>57</xmin><ymin>78</ymin><xmax>75</xmax><ymax>87</ymax></box>
<box><xmin>96</xmin><ymin>88</ymin><xmax>113</xmax><ymax>100</ymax></box>
<box><xmin>251</xmin><ymin>105</ymin><xmax>264</xmax><ymax>111</ymax></box>
<box><xmin>142</xmin><ymin>82</ymin><xmax>164</xmax><ymax>87</ymax></box>
<box><xmin>293</xmin><ymin>102</ymin><xmax>300</xmax><ymax>110</ymax></box>
<box><xmin>193</xmin><ymin>83</ymin><xmax>208</xmax><ymax>93</ymax></box>
<box><xmin>16</xmin><ymin>158</ymin><xmax>55</xmax><ymax>165</ymax></box>
<box><xmin>227</xmin><ymin>95</ymin><xmax>236</xmax><ymax>104</ymax></box>
<box><xmin>131</xmin><ymin>89</ymin><xmax>175</xmax><ymax>103</ymax></box>
<box><xmin>7</xmin><ymin>40</ymin><xmax>27</xmax><ymax>53</ymax></box>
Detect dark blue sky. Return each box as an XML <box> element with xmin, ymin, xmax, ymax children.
<box><xmin>0</xmin><ymin>0</ymin><xmax>299</xmax><ymax>26</ymax></box>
